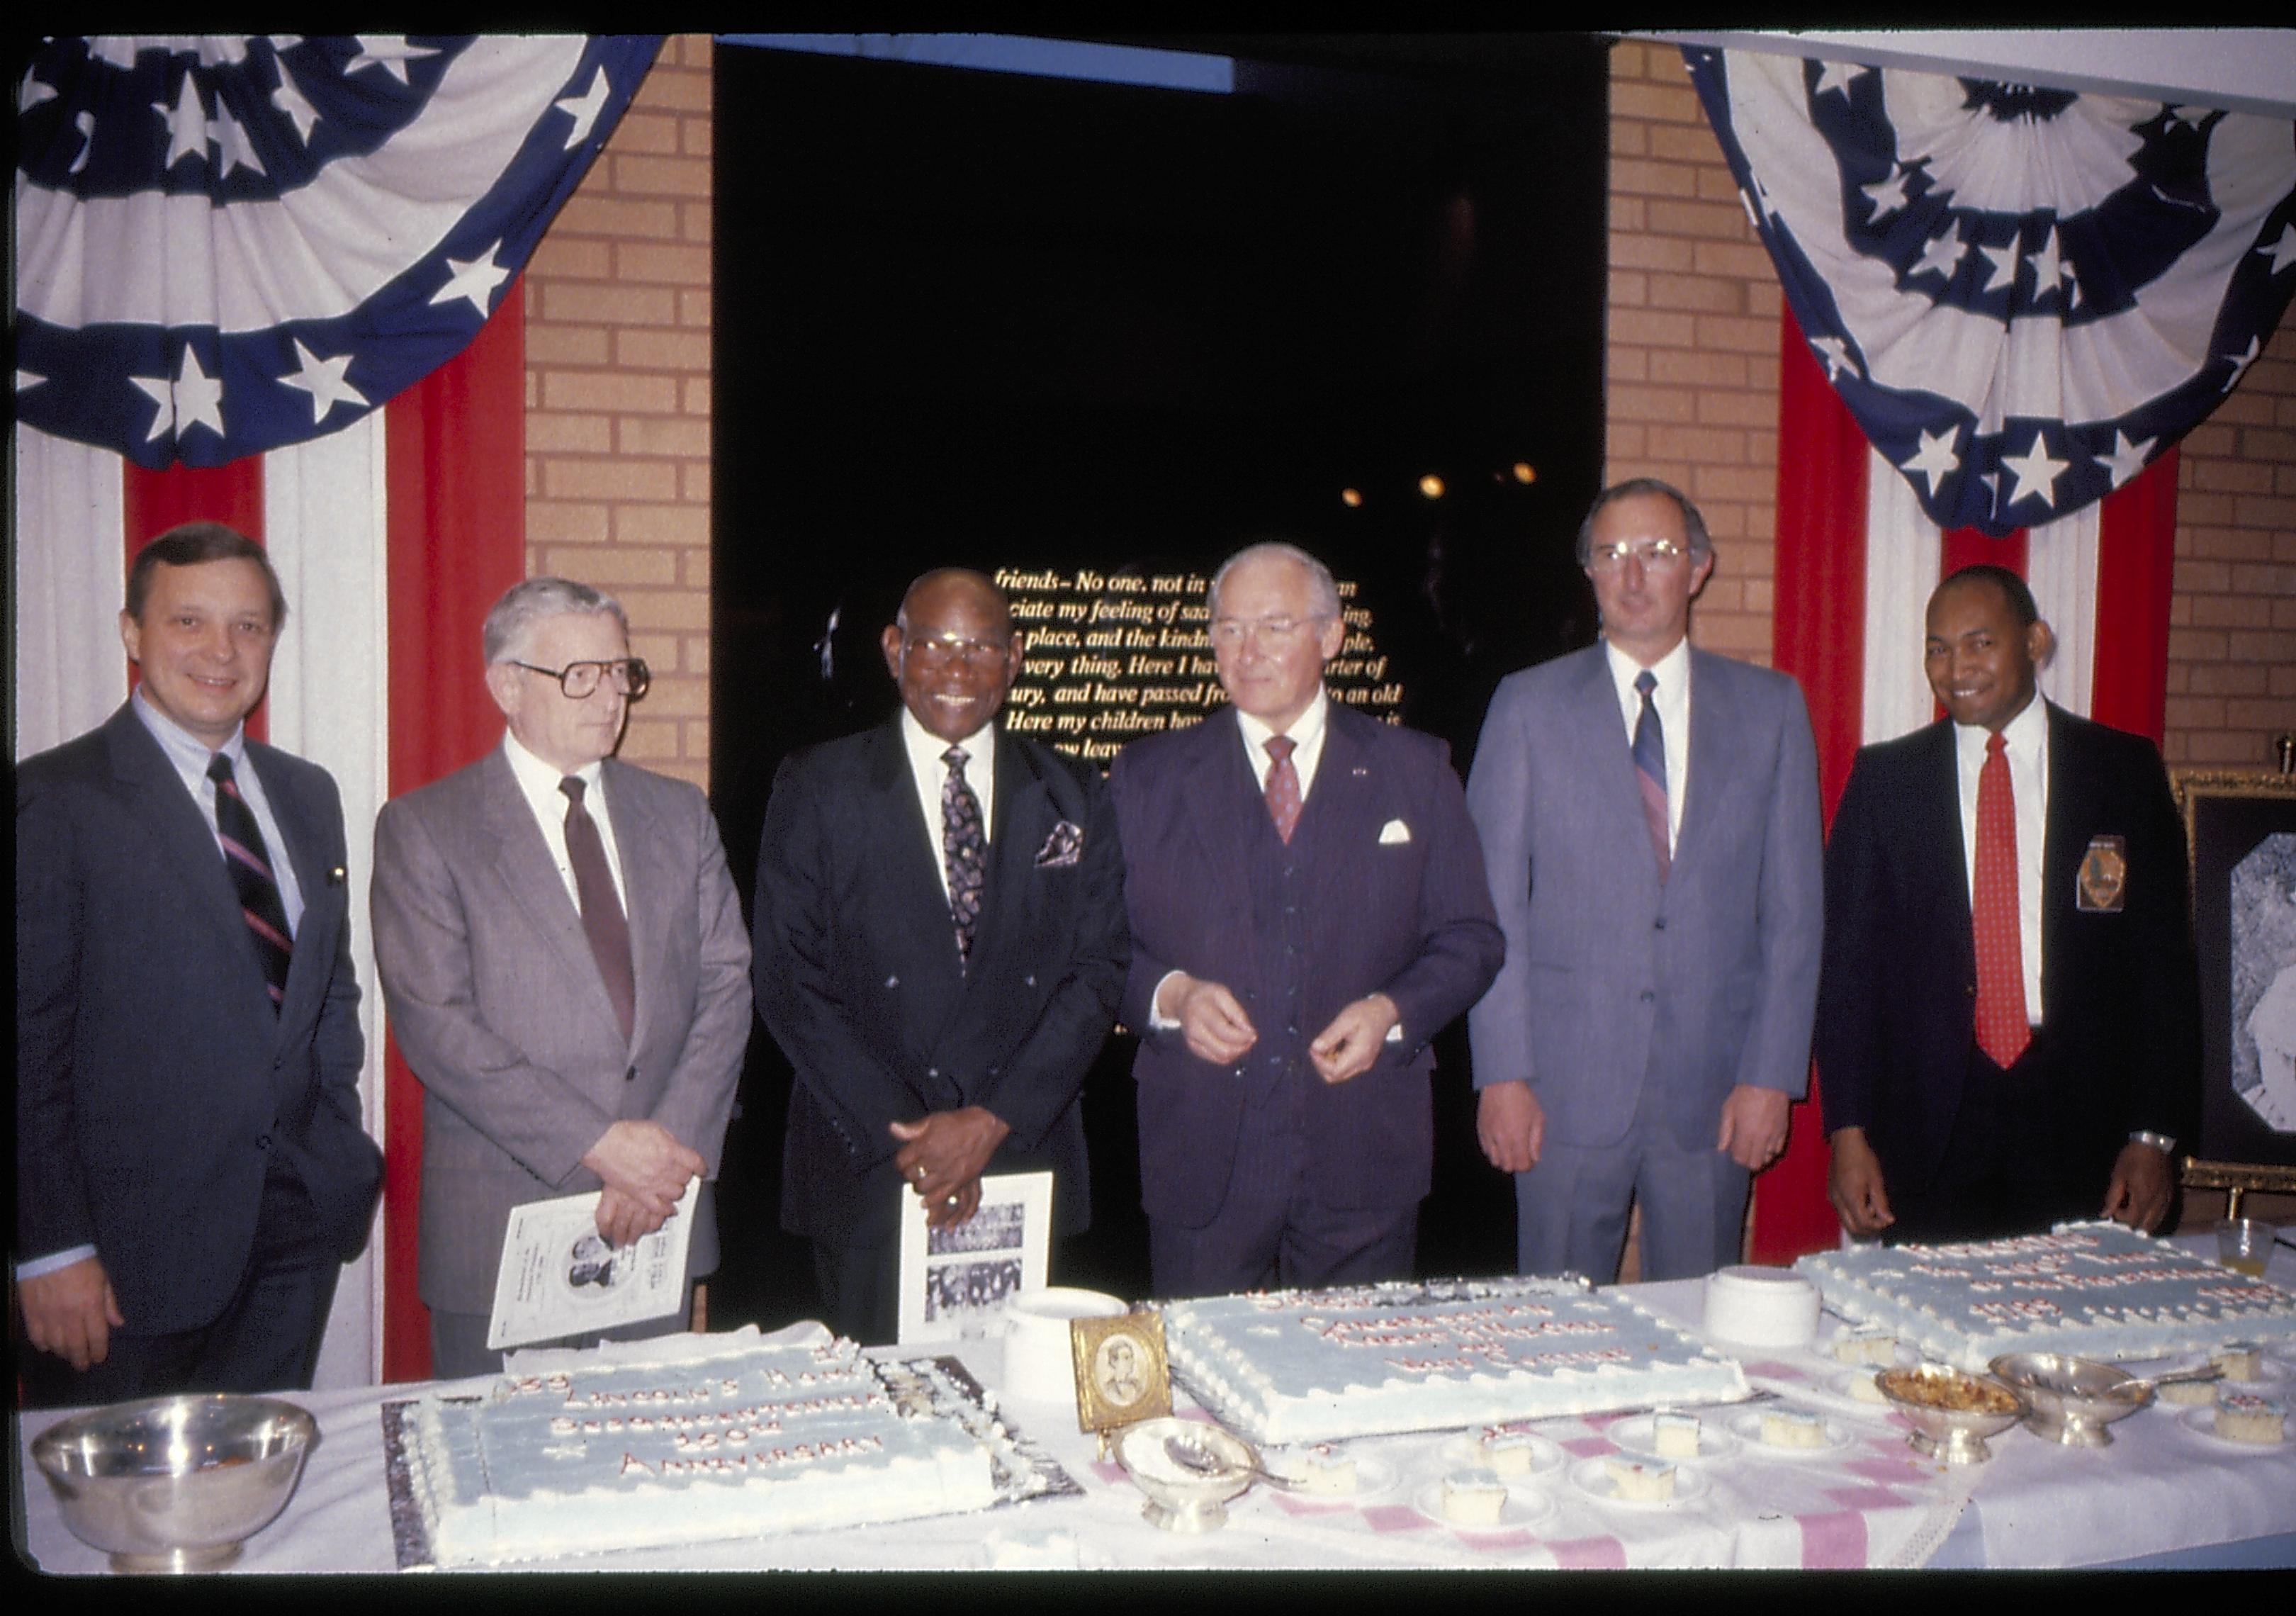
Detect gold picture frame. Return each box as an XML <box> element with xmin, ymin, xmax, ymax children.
<box><xmin>1070</xmin><ymin>1309</ymin><xmax>1172</xmax><ymax>1433</ymax></box>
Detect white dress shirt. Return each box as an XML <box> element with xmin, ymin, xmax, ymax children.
<box><xmin>502</xmin><ymin>730</ymin><xmax>629</xmax><ymax>914</ymax></box>
<box><xmin>900</xmin><ymin>707</ymin><xmax>998</xmax><ymax>907</ymax></box>
<box><xmin>1602</xmin><ymin>636</ymin><xmax>1692</xmax><ymax>853</ymax></box>
<box><xmin>1952</xmin><ymin>693</ymin><xmax>2048</xmax><ymax>1026</ymax></box>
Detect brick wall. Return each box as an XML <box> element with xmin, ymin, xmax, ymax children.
<box><xmin>524</xmin><ymin>34</ymin><xmax>715</xmax><ymax>790</ymax></box>
<box><xmin>1604</xmin><ymin>38</ymin><xmax>2296</xmax><ymax>765</ymax></box>
<box><xmin>2166</xmin><ymin>296</ymin><xmax>2296</xmax><ymax>770</ymax></box>
<box><xmin>1604</xmin><ymin>38</ymin><xmax>1782</xmax><ymax>666</ymax></box>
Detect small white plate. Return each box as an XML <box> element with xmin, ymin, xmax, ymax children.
<box><xmin>1729</xmin><ymin>1408</ymin><xmax>1852</xmax><ymax>1456</ymax></box>
<box><xmin>1261</xmin><ymin>1450</ymin><xmax>1401</xmax><ymax>1500</ymax></box>
<box><xmin>2178</xmin><ymin>1407</ymin><xmax>2290</xmax><ymax>1450</ymax></box>
<box><xmin>1439</xmin><ymin>1430</ymin><xmax>1566</xmax><ymax>1478</ymax></box>
<box><xmin>1608</xmin><ymin>1413</ymin><xmax>1740</xmax><ymax>1460</ymax></box>
<box><xmin>1413</xmin><ymin>1477</ymin><xmax>1555</xmax><ymax>1528</ymax></box>
<box><xmin>1568</xmin><ymin>1456</ymin><xmax>1709</xmax><ymax>1508</ymax></box>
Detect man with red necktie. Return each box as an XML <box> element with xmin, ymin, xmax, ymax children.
<box><xmin>1110</xmin><ymin>542</ymin><xmax>1502</xmax><ymax>1299</ymax></box>
<box><xmin>1818</xmin><ymin>564</ymin><xmax>2200</xmax><ymax>1243</ymax></box>
<box><xmin>16</xmin><ymin>524</ymin><xmax>383</xmax><ymax>1407</ymax></box>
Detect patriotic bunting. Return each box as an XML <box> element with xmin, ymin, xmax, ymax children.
<box><xmin>15</xmin><ymin>34</ymin><xmax>662</xmax><ymax>468</ymax></box>
<box><xmin>1684</xmin><ymin>46</ymin><xmax>2296</xmax><ymax>537</ymax></box>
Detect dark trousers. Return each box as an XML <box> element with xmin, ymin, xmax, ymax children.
<box><xmin>1887</xmin><ymin>1033</ymin><xmax>2100</xmax><ymax>1245</ymax></box>
<box><xmin>21</xmin><ymin>1161</ymin><xmax>339</xmax><ymax>1410</ymax></box>
<box><xmin>1147</xmin><ymin>1089</ymin><xmax>1419</xmax><ymax>1300</ymax></box>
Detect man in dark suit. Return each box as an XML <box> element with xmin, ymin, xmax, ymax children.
<box><xmin>1818</xmin><ymin>564</ymin><xmax>2199</xmax><ymax>1242</ymax></box>
<box><xmin>372</xmin><ymin>578</ymin><xmax>752</xmax><ymax>1379</ymax></box>
<box><xmin>1109</xmin><ymin>542</ymin><xmax>1503</xmax><ymax>1298</ymax></box>
<box><xmin>752</xmin><ymin>568</ymin><xmax>1127</xmax><ymax>1345</ymax></box>
<box><xmin>1467</xmin><ymin>480</ymin><xmax>1823</xmax><ymax>1283</ymax></box>
<box><xmin>16</xmin><ymin>523</ymin><xmax>383</xmax><ymax>1407</ymax></box>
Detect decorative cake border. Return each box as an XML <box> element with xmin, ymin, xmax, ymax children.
<box><xmin>381</xmin><ymin>1352</ymin><xmax>1079</xmax><ymax>1571</ymax></box>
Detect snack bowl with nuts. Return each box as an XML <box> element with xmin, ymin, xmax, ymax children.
<box><xmin>1876</xmin><ymin>1362</ymin><xmax>2028</xmax><ymax>1465</ymax></box>
<box><xmin>1987</xmin><ymin>1352</ymin><xmax>2152</xmax><ymax>1449</ymax></box>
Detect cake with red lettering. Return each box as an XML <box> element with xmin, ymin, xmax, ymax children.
<box><xmin>1161</xmin><ymin>1276</ymin><xmax>1749</xmax><ymax>1445</ymax></box>
<box><xmin>1794</xmin><ymin>1222</ymin><xmax>2296</xmax><ymax>1372</ymax></box>
<box><xmin>400</xmin><ymin>1328</ymin><xmax>1001</xmax><ymax>1565</ymax></box>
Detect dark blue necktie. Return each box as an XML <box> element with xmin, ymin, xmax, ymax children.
<box><xmin>1632</xmin><ymin>669</ymin><xmax>1671</xmax><ymax>882</ymax></box>
<box><xmin>208</xmin><ymin>753</ymin><xmax>293</xmax><ymax>1011</ymax></box>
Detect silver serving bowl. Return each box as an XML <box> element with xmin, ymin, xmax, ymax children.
<box><xmin>1115</xmin><ymin>1416</ymin><xmax>1256</xmax><ymax>1532</ymax></box>
<box><xmin>31</xmin><ymin>1394</ymin><xmax>317</xmax><ymax>1573</ymax></box>
<box><xmin>1988</xmin><ymin>1352</ymin><xmax>2152</xmax><ymax>1449</ymax></box>
<box><xmin>1876</xmin><ymin>1364</ymin><xmax>2029</xmax><ymax>1465</ymax></box>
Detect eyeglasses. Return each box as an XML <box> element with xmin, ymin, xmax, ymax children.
<box><xmin>509</xmin><ymin>658</ymin><xmax>651</xmax><ymax>699</ymax></box>
<box><xmin>1208</xmin><ymin>614</ymin><xmax>1327</xmax><ymax>649</ymax></box>
<box><xmin>1587</xmin><ymin>538</ymin><xmax>1693</xmax><ymax>571</ymax></box>
<box><xmin>902</xmin><ymin>633</ymin><xmax>1011</xmax><ymax>668</ymax></box>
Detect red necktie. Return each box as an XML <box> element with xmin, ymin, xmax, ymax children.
<box><xmin>1971</xmin><ymin>731</ymin><xmax>2031</xmax><ymax>1067</ymax></box>
<box><xmin>1264</xmin><ymin>734</ymin><xmax>1301</xmax><ymax>844</ymax></box>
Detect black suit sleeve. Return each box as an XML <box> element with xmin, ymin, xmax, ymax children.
<box><xmin>1814</xmin><ymin>751</ymin><xmax>1890</xmax><ymax>1141</ymax></box>
<box><xmin>15</xmin><ymin>762</ymin><xmax>96</xmax><ymax>1264</ymax></box>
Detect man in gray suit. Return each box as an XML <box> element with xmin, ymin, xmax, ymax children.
<box><xmin>1465</xmin><ymin>479</ymin><xmax>1823</xmax><ymax>1282</ymax></box>
<box><xmin>372</xmin><ymin>578</ymin><xmax>751</xmax><ymax>1377</ymax></box>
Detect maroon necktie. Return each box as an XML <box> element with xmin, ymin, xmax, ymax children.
<box><xmin>208</xmin><ymin>753</ymin><xmax>293</xmax><ymax>1011</ymax></box>
<box><xmin>1971</xmin><ymin>732</ymin><xmax>2031</xmax><ymax>1067</ymax></box>
<box><xmin>1264</xmin><ymin>734</ymin><xmax>1302</xmax><ymax>844</ymax></box>
<box><xmin>561</xmin><ymin>776</ymin><xmax>636</xmax><ymax>1043</ymax></box>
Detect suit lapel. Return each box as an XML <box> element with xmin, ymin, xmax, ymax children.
<box><xmin>105</xmin><ymin>708</ymin><xmax>266</xmax><ymax>980</ymax></box>
<box><xmin>1568</xmin><ymin>647</ymin><xmax>1661</xmax><ymax>885</ymax></box>
<box><xmin>865</xmin><ymin>722</ymin><xmax>968</xmax><ymax>1025</ymax></box>
<box><xmin>1674</xmin><ymin>650</ymin><xmax>1723</xmax><ymax>877</ymax></box>
<box><xmin>600</xmin><ymin>761</ymin><xmax>669</xmax><ymax>1050</ymax></box>
<box><xmin>1912</xmin><ymin>720</ymin><xmax>1979</xmax><ymax>987</ymax></box>
<box><xmin>1181</xmin><ymin>709</ymin><xmax>1263</xmax><ymax>921</ymax></box>
<box><xmin>2037</xmin><ymin>703</ymin><xmax>2088</xmax><ymax>1021</ymax></box>
<box><xmin>243</xmin><ymin>745</ymin><xmax>338</xmax><ymax>1045</ymax></box>
<box><xmin>966</xmin><ymin>729</ymin><xmax>1049</xmax><ymax>979</ymax></box>
<box><xmin>479</xmin><ymin>751</ymin><xmax>624</xmax><ymax>1042</ymax></box>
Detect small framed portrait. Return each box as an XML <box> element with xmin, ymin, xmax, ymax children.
<box><xmin>1070</xmin><ymin>1311</ymin><xmax>1172</xmax><ymax>1433</ymax></box>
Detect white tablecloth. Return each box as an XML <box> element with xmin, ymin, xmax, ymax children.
<box><xmin>18</xmin><ymin>1240</ymin><xmax>2296</xmax><ymax>1572</ymax></box>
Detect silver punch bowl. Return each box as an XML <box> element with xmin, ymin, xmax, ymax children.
<box><xmin>32</xmin><ymin>1393</ymin><xmax>318</xmax><ymax>1573</ymax></box>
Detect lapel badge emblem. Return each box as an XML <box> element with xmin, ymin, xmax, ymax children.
<box><xmin>2076</xmin><ymin>834</ymin><xmax>2127</xmax><ymax>913</ymax></box>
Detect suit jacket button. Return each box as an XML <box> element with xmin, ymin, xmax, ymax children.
<box><xmin>1025</xmin><ymin>975</ymin><xmax>1036</xmax><ymax>987</ymax></box>
<box><xmin>625</xmin><ymin>1066</ymin><xmax>638</xmax><ymax>1083</ymax></box>
<box><xmin>1653</xmin><ymin>916</ymin><xmax>1667</xmax><ymax>930</ymax></box>
<box><xmin>886</xmin><ymin>975</ymin><xmax>899</xmax><ymax>988</ymax></box>
<box><xmin>256</xmin><ymin>1134</ymin><xmax>271</xmax><ymax>1151</ymax></box>
<box><xmin>1639</xmin><ymin>990</ymin><xmax>1655</xmax><ymax>1004</ymax></box>
<box><xmin>928</xmin><ymin>1067</ymin><xmax>940</xmax><ymax>1079</ymax></box>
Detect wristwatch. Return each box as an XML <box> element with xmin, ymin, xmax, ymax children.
<box><xmin>2127</xmin><ymin>1130</ymin><xmax>2177</xmax><ymax>1155</ymax></box>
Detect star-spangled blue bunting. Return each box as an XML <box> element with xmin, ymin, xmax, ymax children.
<box><xmin>1685</xmin><ymin>46</ymin><xmax>2296</xmax><ymax>538</ymax></box>
<box><xmin>14</xmin><ymin>35</ymin><xmax>664</xmax><ymax>468</ymax></box>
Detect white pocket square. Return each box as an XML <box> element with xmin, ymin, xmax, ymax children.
<box><xmin>1378</xmin><ymin>818</ymin><xmax>1412</xmax><ymax>845</ymax></box>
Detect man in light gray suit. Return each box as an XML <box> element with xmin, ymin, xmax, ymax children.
<box><xmin>372</xmin><ymin>578</ymin><xmax>751</xmax><ymax>1377</ymax></box>
<box><xmin>1465</xmin><ymin>479</ymin><xmax>1822</xmax><ymax>1282</ymax></box>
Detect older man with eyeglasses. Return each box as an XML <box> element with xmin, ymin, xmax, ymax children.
<box><xmin>1109</xmin><ymin>542</ymin><xmax>1503</xmax><ymax>1299</ymax></box>
<box><xmin>371</xmin><ymin>577</ymin><xmax>752</xmax><ymax>1377</ymax></box>
<box><xmin>1465</xmin><ymin>478</ymin><xmax>1823</xmax><ymax>1285</ymax></box>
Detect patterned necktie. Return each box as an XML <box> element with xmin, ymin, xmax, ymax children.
<box><xmin>561</xmin><ymin>776</ymin><xmax>636</xmax><ymax>1043</ymax></box>
<box><xmin>942</xmin><ymin>746</ymin><xmax>987</xmax><ymax>963</ymax></box>
<box><xmin>1971</xmin><ymin>731</ymin><xmax>2031</xmax><ymax>1067</ymax></box>
<box><xmin>1264</xmin><ymin>734</ymin><xmax>1302</xmax><ymax>844</ymax></box>
<box><xmin>207</xmin><ymin>753</ymin><xmax>293</xmax><ymax>1011</ymax></box>
<box><xmin>1632</xmin><ymin>669</ymin><xmax>1671</xmax><ymax>882</ymax></box>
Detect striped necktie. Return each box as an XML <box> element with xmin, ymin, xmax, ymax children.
<box><xmin>207</xmin><ymin>753</ymin><xmax>293</xmax><ymax>1011</ymax></box>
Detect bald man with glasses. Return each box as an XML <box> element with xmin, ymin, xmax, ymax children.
<box><xmin>371</xmin><ymin>577</ymin><xmax>752</xmax><ymax>1377</ymax></box>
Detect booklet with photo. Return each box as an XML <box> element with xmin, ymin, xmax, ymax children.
<box><xmin>896</xmin><ymin>1170</ymin><xmax>1053</xmax><ymax>1346</ymax></box>
<box><xmin>485</xmin><ymin>1178</ymin><xmax>697</xmax><ymax>1351</ymax></box>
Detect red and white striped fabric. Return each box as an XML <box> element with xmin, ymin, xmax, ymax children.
<box><xmin>11</xmin><ymin>290</ymin><xmax>527</xmax><ymax>1385</ymax></box>
<box><xmin>1755</xmin><ymin>305</ymin><xmax>2179</xmax><ymax>1262</ymax></box>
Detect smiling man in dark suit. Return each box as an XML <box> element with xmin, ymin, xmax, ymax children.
<box><xmin>1110</xmin><ymin>542</ymin><xmax>1503</xmax><ymax>1298</ymax></box>
<box><xmin>16</xmin><ymin>523</ymin><xmax>383</xmax><ymax>1408</ymax></box>
<box><xmin>752</xmin><ymin>568</ymin><xmax>1127</xmax><ymax>1345</ymax></box>
<box><xmin>1818</xmin><ymin>564</ymin><xmax>2199</xmax><ymax>1242</ymax></box>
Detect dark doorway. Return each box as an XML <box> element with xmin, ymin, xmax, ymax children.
<box><xmin>709</xmin><ymin>35</ymin><xmax>1609</xmax><ymax>1330</ymax></box>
